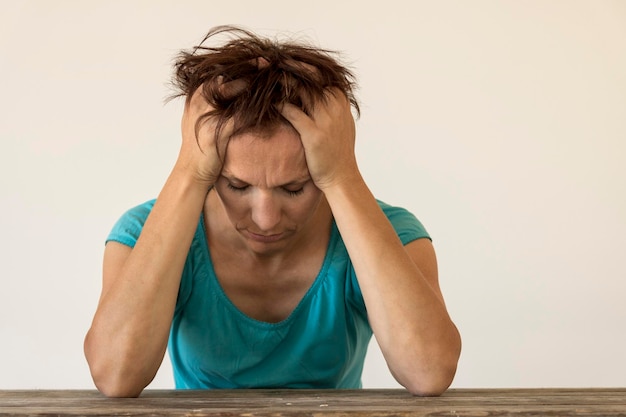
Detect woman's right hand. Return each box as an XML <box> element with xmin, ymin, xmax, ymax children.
<box><xmin>176</xmin><ymin>85</ymin><xmax>233</xmax><ymax>187</ymax></box>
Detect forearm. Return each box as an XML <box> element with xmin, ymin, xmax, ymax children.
<box><xmin>323</xmin><ymin>174</ymin><xmax>461</xmax><ymax>395</ymax></box>
<box><xmin>85</xmin><ymin>167</ymin><xmax>210</xmax><ymax>396</ymax></box>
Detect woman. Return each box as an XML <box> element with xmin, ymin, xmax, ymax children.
<box><xmin>84</xmin><ymin>26</ymin><xmax>461</xmax><ymax>398</ymax></box>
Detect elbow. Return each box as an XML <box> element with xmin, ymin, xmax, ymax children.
<box><xmin>94</xmin><ymin>379</ymin><xmax>143</xmax><ymax>398</ymax></box>
<box><xmin>88</xmin><ymin>360</ymin><xmax>146</xmax><ymax>398</ymax></box>
<box><xmin>403</xmin><ymin>373</ymin><xmax>454</xmax><ymax>397</ymax></box>
<box><xmin>400</xmin><ymin>361</ymin><xmax>457</xmax><ymax>396</ymax></box>
<box><xmin>84</xmin><ymin>333</ymin><xmax>147</xmax><ymax>398</ymax></box>
<box><xmin>406</xmin><ymin>327</ymin><xmax>462</xmax><ymax>396</ymax></box>
<box><xmin>88</xmin><ymin>367</ymin><xmax>145</xmax><ymax>398</ymax></box>
<box><xmin>395</xmin><ymin>346</ymin><xmax>461</xmax><ymax>397</ymax></box>
<box><xmin>402</xmin><ymin>363</ymin><xmax>458</xmax><ymax>397</ymax></box>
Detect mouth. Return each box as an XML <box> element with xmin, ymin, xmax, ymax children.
<box><xmin>245</xmin><ymin>231</ymin><xmax>286</xmax><ymax>243</ymax></box>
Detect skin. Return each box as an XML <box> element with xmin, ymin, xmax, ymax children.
<box><xmin>210</xmin><ymin>126</ymin><xmax>327</xmax><ymax>260</ymax></box>
<box><xmin>84</xmin><ymin>85</ymin><xmax>461</xmax><ymax>398</ymax></box>
<box><xmin>204</xmin><ymin>127</ymin><xmax>332</xmax><ymax>322</ymax></box>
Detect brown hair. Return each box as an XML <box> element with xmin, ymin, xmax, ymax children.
<box><xmin>170</xmin><ymin>25</ymin><xmax>360</xmax><ymax>139</ymax></box>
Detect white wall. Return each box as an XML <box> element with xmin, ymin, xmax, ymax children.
<box><xmin>1</xmin><ymin>1</ymin><xmax>625</xmax><ymax>390</ymax></box>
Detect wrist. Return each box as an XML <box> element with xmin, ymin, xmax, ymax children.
<box><xmin>170</xmin><ymin>162</ymin><xmax>216</xmax><ymax>194</ymax></box>
<box><xmin>319</xmin><ymin>171</ymin><xmax>367</xmax><ymax>199</ymax></box>
<box><xmin>171</xmin><ymin>159</ymin><xmax>217</xmax><ymax>190</ymax></box>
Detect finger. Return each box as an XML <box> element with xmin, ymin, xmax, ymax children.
<box><xmin>283</xmin><ymin>59</ymin><xmax>321</xmax><ymax>80</ymax></box>
<box><xmin>322</xmin><ymin>88</ymin><xmax>350</xmax><ymax>111</ymax></box>
<box><xmin>220</xmin><ymin>78</ymin><xmax>248</xmax><ymax>97</ymax></box>
<box><xmin>249</xmin><ymin>56</ymin><xmax>270</xmax><ymax>69</ymax></box>
<box><xmin>215</xmin><ymin>117</ymin><xmax>236</xmax><ymax>161</ymax></box>
<box><xmin>187</xmin><ymin>85</ymin><xmax>206</xmax><ymax>109</ymax></box>
<box><xmin>189</xmin><ymin>78</ymin><xmax>248</xmax><ymax>108</ymax></box>
<box><xmin>279</xmin><ymin>103</ymin><xmax>315</xmax><ymax>133</ymax></box>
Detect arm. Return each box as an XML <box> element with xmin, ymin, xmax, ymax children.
<box><xmin>280</xmin><ymin>92</ymin><xmax>461</xmax><ymax>396</ymax></box>
<box><xmin>84</xmin><ymin>89</ymin><xmax>229</xmax><ymax>397</ymax></box>
<box><xmin>322</xmin><ymin>177</ymin><xmax>461</xmax><ymax>396</ymax></box>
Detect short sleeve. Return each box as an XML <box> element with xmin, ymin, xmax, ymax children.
<box><xmin>105</xmin><ymin>198</ymin><xmax>194</xmax><ymax>313</ymax></box>
<box><xmin>345</xmin><ymin>200</ymin><xmax>431</xmax><ymax>317</ymax></box>
<box><xmin>106</xmin><ymin>199</ymin><xmax>156</xmax><ymax>247</ymax></box>
<box><xmin>376</xmin><ymin>200</ymin><xmax>431</xmax><ymax>244</ymax></box>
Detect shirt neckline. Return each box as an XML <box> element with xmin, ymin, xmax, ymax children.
<box><xmin>197</xmin><ymin>214</ymin><xmax>339</xmax><ymax>329</ymax></box>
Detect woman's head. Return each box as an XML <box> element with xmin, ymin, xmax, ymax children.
<box><xmin>170</xmin><ymin>25</ymin><xmax>359</xmax><ymax>139</ymax></box>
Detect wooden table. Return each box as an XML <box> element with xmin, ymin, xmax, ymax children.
<box><xmin>1</xmin><ymin>388</ymin><xmax>625</xmax><ymax>416</ymax></box>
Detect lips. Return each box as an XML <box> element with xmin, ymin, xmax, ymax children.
<box><xmin>245</xmin><ymin>231</ymin><xmax>286</xmax><ymax>243</ymax></box>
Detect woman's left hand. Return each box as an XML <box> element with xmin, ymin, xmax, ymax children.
<box><xmin>280</xmin><ymin>89</ymin><xmax>359</xmax><ymax>191</ymax></box>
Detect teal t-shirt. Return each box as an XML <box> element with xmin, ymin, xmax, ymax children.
<box><xmin>106</xmin><ymin>198</ymin><xmax>430</xmax><ymax>389</ymax></box>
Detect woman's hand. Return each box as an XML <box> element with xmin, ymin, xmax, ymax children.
<box><xmin>176</xmin><ymin>86</ymin><xmax>233</xmax><ymax>187</ymax></box>
<box><xmin>280</xmin><ymin>89</ymin><xmax>359</xmax><ymax>191</ymax></box>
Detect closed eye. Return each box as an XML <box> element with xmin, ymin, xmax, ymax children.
<box><xmin>227</xmin><ymin>183</ymin><xmax>249</xmax><ymax>192</ymax></box>
<box><xmin>284</xmin><ymin>187</ymin><xmax>304</xmax><ymax>197</ymax></box>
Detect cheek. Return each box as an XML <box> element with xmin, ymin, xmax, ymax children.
<box><xmin>215</xmin><ymin>188</ymin><xmax>248</xmax><ymax>221</ymax></box>
<box><xmin>222</xmin><ymin>199</ymin><xmax>245</xmax><ymax>218</ymax></box>
<box><xmin>288</xmin><ymin>192</ymin><xmax>323</xmax><ymax>221</ymax></box>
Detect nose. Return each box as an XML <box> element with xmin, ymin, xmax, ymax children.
<box><xmin>250</xmin><ymin>190</ymin><xmax>282</xmax><ymax>233</ymax></box>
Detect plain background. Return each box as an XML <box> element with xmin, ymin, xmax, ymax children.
<box><xmin>1</xmin><ymin>1</ymin><xmax>625</xmax><ymax>390</ymax></box>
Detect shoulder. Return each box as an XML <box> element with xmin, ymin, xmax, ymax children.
<box><xmin>121</xmin><ymin>199</ymin><xmax>156</xmax><ymax>220</ymax></box>
<box><xmin>105</xmin><ymin>199</ymin><xmax>157</xmax><ymax>247</ymax></box>
<box><xmin>376</xmin><ymin>200</ymin><xmax>431</xmax><ymax>244</ymax></box>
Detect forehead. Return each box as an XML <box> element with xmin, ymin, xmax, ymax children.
<box><xmin>222</xmin><ymin>127</ymin><xmax>309</xmax><ymax>185</ymax></box>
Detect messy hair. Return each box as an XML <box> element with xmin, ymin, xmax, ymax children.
<box><xmin>170</xmin><ymin>25</ymin><xmax>360</xmax><ymax>139</ymax></box>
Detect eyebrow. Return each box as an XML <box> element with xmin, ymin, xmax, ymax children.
<box><xmin>221</xmin><ymin>174</ymin><xmax>311</xmax><ymax>188</ymax></box>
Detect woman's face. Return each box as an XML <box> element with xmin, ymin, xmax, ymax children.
<box><xmin>213</xmin><ymin>126</ymin><xmax>326</xmax><ymax>255</ymax></box>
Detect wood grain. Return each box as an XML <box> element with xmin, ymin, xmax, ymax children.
<box><xmin>1</xmin><ymin>388</ymin><xmax>625</xmax><ymax>416</ymax></box>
